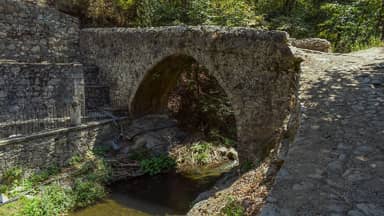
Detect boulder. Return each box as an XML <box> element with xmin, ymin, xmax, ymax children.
<box><xmin>120</xmin><ymin>115</ymin><xmax>187</xmax><ymax>155</ymax></box>
<box><xmin>290</xmin><ymin>38</ymin><xmax>332</xmax><ymax>52</ymax></box>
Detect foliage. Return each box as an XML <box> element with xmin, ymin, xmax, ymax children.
<box><xmin>0</xmin><ymin>198</ymin><xmax>23</xmax><ymax>216</ymax></box>
<box><xmin>72</xmin><ymin>180</ymin><xmax>106</xmax><ymax>208</ymax></box>
<box><xmin>136</xmin><ymin>0</ymin><xmax>263</xmax><ymax>27</ymax></box>
<box><xmin>20</xmin><ymin>185</ymin><xmax>74</xmax><ymax>216</ymax></box>
<box><xmin>0</xmin><ymin>151</ymin><xmax>111</xmax><ymax>215</ymax></box>
<box><xmin>115</xmin><ymin>0</ymin><xmax>135</xmax><ymax>9</ymax></box>
<box><xmin>14</xmin><ymin>170</ymin><xmax>107</xmax><ymax>215</ymax></box>
<box><xmin>18</xmin><ymin>179</ymin><xmax>105</xmax><ymax>215</ymax></box>
<box><xmin>207</xmin><ymin>0</ymin><xmax>263</xmax><ymax>27</ymax></box>
<box><xmin>1</xmin><ymin>167</ymin><xmax>23</xmax><ymax>186</ymax></box>
<box><xmin>29</xmin><ymin>165</ymin><xmax>60</xmax><ymax>185</ymax></box>
<box><xmin>168</xmin><ymin>64</ymin><xmax>237</xmax><ymax>140</ymax></box>
<box><xmin>69</xmin><ymin>154</ymin><xmax>83</xmax><ymax>166</ymax></box>
<box><xmin>350</xmin><ymin>37</ymin><xmax>384</xmax><ymax>52</ymax></box>
<box><xmin>318</xmin><ymin>0</ymin><xmax>383</xmax><ymax>52</ymax></box>
<box><xmin>72</xmin><ymin>155</ymin><xmax>112</xmax><ymax>183</ymax></box>
<box><xmin>0</xmin><ymin>167</ymin><xmax>23</xmax><ymax>195</ymax></box>
<box><xmin>87</xmin><ymin>157</ymin><xmax>112</xmax><ymax>183</ymax></box>
<box><xmin>139</xmin><ymin>154</ymin><xmax>176</xmax><ymax>176</ymax></box>
<box><xmin>136</xmin><ymin>0</ymin><xmax>209</xmax><ymax>26</ymax></box>
<box><xmin>92</xmin><ymin>146</ymin><xmax>111</xmax><ymax>157</ymax></box>
<box><xmin>170</xmin><ymin>140</ymin><xmax>238</xmax><ymax>174</ymax></box>
<box><xmin>0</xmin><ymin>165</ymin><xmax>63</xmax><ymax>199</ymax></box>
<box><xmin>190</xmin><ymin>141</ymin><xmax>213</xmax><ymax>165</ymax></box>
<box><xmin>56</xmin><ymin>0</ymin><xmax>384</xmax><ymax>52</ymax></box>
<box><xmin>0</xmin><ymin>185</ymin><xmax>7</xmax><ymax>194</ymax></box>
<box><xmin>221</xmin><ymin>197</ymin><xmax>245</xmax><ymax>216</ymax></box>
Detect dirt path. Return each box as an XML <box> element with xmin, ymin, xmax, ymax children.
<box><xmin>260</xmin><ymin>47</ymin><xmax>384</xmax><ymax>216</ymax></box>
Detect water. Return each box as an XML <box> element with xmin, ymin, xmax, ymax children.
<box><xmin>71</xmin><ymin>172</ymin><xmax>223</xmax><ymax>216</ymax></box>
<box><xmin>70</xmin><ymin>199</ymin><xmax>150</xmax><ymax>216</ymax></box>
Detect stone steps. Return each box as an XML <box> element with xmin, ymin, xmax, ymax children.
<box><xmin>83</xmin><ymin>65</ymin><xmax>111</xmax><ymax>111</ymax></box>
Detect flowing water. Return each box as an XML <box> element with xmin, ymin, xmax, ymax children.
<box><xmin>71</xmin><ymin>161</ymin><xmax>237</xmax><ymax>216</ymax></box>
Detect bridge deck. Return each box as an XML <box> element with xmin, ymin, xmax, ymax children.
<box><xmin>261</xmin><ymin>48</ymin><xmax>384</xmax><ymax>215</ymax></box>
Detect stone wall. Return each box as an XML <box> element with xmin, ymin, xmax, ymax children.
<box><xmin>0</xmin><ymin>61</ymin><xmax>84</xmax><ymax>123</ymax></box>
<box><xmin>0</xmin><ymin>119</ymin><xmax>126</xmax><ymax>177</ymax></box>
<box><xmin>0</xmin><ymin>0</ymin><xmax>80</xmax><ymax>62</ymax></box>
<box><xmin>80</xmin><ymin>26</ymin><xmax>301</xmax><ymax>162</ymax></box>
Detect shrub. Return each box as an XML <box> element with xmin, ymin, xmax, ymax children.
<box><xmin>92</xmin><ymin>146</ymin><xmax>111</xmax><ymax>157</ymax></box>
<box><xmin>0</xmin><ymin>184</ymin><xmax>8</xmax><ymax>194</ymax></box>
<box><xmin>29</xmin><ymin>165</ymin><xmax>60</xmax><ymax>185</ymax></box>
<box><xmin>76</xmin><ymin>161</ymin><xmax>94</xmax><ymax>175</ymax></box>
<box><xmin>69</xmin><ymin>155</ymin><xmax>83</xmax><ymax>166</ymax></box>
<box><xmin>72</xmin><ymin>180</ymin><xmax>106</xmax><ymax>208</ymax></box>
<box><xmin>20</xmin><ymin>197</ymin><xmax>44</xmax><ymax>216</ymax></box>
<box><xmin>2</xmin><ymin>167</ymin><xmax>23</xmax><ymax>186</ymax></box>
<box><xmin>87</xmin><ymin>158</ymin><xmax>112</xmax><ymax>183</ymax></box>
<box><xmin>191</xmin><ymin>141</ymin><xmax>213</xmax><ymax>165</ymax></box>
<box><xmin>140</xmin><ymin>155</ymin><xmax>176</xmax><ymax>176</ymax></box>
<box><xmin>20</xmin><ymin>185</ymin><xmax>74</xmax><ymax>216</ymax></box>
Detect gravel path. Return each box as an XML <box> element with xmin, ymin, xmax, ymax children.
<box><xmin>260</xmin><ymin>47</ymin><xmax>384</xmax><ymax>216</ymax></box>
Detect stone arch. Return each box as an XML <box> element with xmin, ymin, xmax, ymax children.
<box><xmin>130</xmin><ymin>53</ymin><xmax>240</xmax><ymax>140</ymax></box>
<box><xmin>80</xmin><ymin>27</ymin><xmax>301</xmax><ymax>162</ymax></box>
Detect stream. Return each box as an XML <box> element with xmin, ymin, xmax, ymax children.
<box><xmin>71</xmin><ymin>162</ymin><xmax>237</xmax><ymax>216</ymax></box>
<box><xmin>71</xmin><ymin>115</ymin><xmax>238</xmax><ymax>215</ymax></box>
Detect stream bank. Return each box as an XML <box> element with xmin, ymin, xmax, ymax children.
<box><xmin>0</xmin><ymin>114</ymin><xmax>240</xmax><ymax>216</ymax></box>
<box><xmin>71</xmin><ymin>170</ymin><xmax>229</xmax><ymax>216</ymax></box>
<box><xmin>69</xmin><ymin>114</ymin><xmax>240</xmax><ymax>215</ymax></box>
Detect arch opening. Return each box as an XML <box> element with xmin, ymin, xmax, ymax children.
<box><xmin>131</xmin><ymin>54</ymin><xmax>237</xmax><ymax>142</ymax></box>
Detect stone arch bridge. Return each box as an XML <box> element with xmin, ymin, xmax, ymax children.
<box><xmin>80</xmin><ymin>27</ymin><xmax>301</xmax><ymax>162</ymax></box>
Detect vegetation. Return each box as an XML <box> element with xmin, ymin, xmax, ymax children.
<box><xmin>0</xmin><ymin>154</ymin><xmax>110</xmax><ymax>216</ymax></box>
<box><xmin>190</xmin><ymin>141</ymin><xmax>214</xmax><ymax>165</ymax></box>
<box><xmin>17</xmin><ymin>180</ymin><xmax>106</xmax><ymax>216</ymax></box>
<box><xmin>72</xmin><ymin>180</ymin><xmax>106</xmax><ymax>208</ymax></box>
<box><xmin>168</xmin><ymin>63</ymin><xmax>237</xmax><ymax>141</ymax></box>
<box><xmin>318</xmin><ymin>0</ymin><xmax>384</xmax><ymax>52</ymax></box>
<box><xmin>92</xmin><ymin>146</ymin><xmax>111</xmax><ymax>157</ymax></box>
<box><xmin>126</xmin><ymin>148</ymin><xmax>176</xmax><ymax>176</ymax></box>
<box><xmin>20</xmin><ymin>185</ymin><xmax>74</xmax><ymax>216</ymax></box>
<box><xmin>170</xmin><ymin>140</ymin><xmax>238</xmax><ymax>176</ymax></box>
<box><xmin>0</xmin><ymin>199</ymin><xmax>22</xmax><ymax>216</ymax></box>
<box><xmin>221</xmin><ymin>197</ymin><xmax>245</xmax><ymax>216</ymax></box>
<box><xmin>54</xmin><ymin>0</ymin><xmax>384</xmax><ymax>52</ymax></box>
<box><xmin>139</xmin><ymin>154</ymin><xmax>176</xmax><ymax>176</ymax></box>
<box><xmin>28</xmin><ymin>166</ymin><xmax>60</xmax><ymax>185</ymax></box>
<box><xmin>0</xmin><ymin>165</ymin><xmax>60</xmax><ymax>197</ymax></box>
<box><xmin>1</xmin><ymin>167</ymin><xmax>23</xmax><ymax>187</ymax></box>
